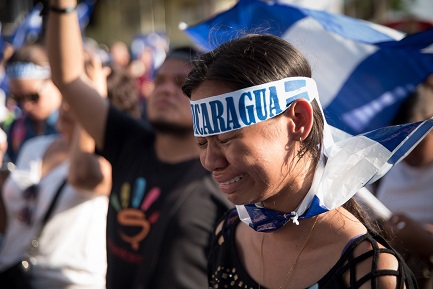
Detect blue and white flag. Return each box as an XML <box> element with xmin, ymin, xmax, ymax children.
<box><xmin>9</xmin><ymin>1</ymin><xmax>96</xmax><ymax>49</ymax></box>
<box><xmin>9</xmin><ymin>3</ymin><xmax>43</xmax><ymax>49</ymax></box>
<box><xmin>0</xmin><ymin>23</ymin><xmax>9</xmax><ymax>97</ymax></box>
<box><xmin>77</xmin><ymin>0</ymin><xmax>97</xmax><ymax>30</ymax></box>
<box><xmin>183</xmin><ymin>0</ymin><xmax>433</xmax><ymax>135</ymax></box>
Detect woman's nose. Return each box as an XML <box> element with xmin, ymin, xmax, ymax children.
<box><xmin>201</xmin><ymin>142</ymin><xmax>228</xmax><ymax>172</ymax></box>
<box><xmin>20</xmin><ymin>100</ymin><xmax>36</xmax><ymax>113</ymax></box>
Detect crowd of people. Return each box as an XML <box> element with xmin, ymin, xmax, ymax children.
<box><xmin>0</xmin><ymin>1</ymin><xmax>431</xmax><ymax>289</ymax></box>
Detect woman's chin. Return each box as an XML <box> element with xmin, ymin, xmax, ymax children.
<box><xmin>226</xmin><ymin>194</ymin><xmax>260</xmax><ymax>207</ymax></box>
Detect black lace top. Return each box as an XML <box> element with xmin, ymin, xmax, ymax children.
<box><xmin>208</xmin><ymin>209</ymin><xmax>418</xmax><ymax>289</ymax></box>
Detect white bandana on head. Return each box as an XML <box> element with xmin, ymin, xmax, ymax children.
<box><xmin>6</xmin><ymin>62</ymin><xmax>51</xmax><ymax>80</ymax></box>
<box><xmin>192</xmin><ymin>78</ymin><xmax>315</xmax><ymax>133</ymax></box>
<box><xmin>190</xmin><ymin>77</ymin><xmax>433</xmax><ymax>232</ymax></box>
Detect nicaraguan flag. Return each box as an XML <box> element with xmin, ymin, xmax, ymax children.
<box><xmin>183</xmin><ymin>0</ymin><xmax>433</xmax><ymax>135</ymax></box>
<box><xmin>9</xmin><ymin>3</ymin><xmax>43</xmax><ymax>49</ymax></box>
<box><xmin>9</xmin><ymin>1</ymin><xmax>96</xmax><ymax>49</ymax></box>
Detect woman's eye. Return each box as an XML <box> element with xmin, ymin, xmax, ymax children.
<box><xmin>196</xmin><ymin>140</ymin><xmax>207</xmax><ymax>148</ymax></box>
<box><xmin>217</xmin><ymin>138</ymin><xmax>230</xmax><ymax>144</ymax></box>
<box><xmin>216</xmin><ymin>132</ymin><xmax>239</xmax><ymax>145</ymax></box>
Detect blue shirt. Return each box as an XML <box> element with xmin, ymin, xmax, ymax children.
<box><xmin>6</xmin><ymin>110</ymin><xmax>58</xmax><ymax>163</ymax></box>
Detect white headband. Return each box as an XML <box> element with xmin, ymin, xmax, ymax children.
<box><xmin>190</xmin><ymin>77</ymin><xmax>319</xmax><ymax>137</ymax></box>
<box><xmin>6</xmin><ymin>62</ymin><xmax>51</xmax><ymax>80</ymax></box>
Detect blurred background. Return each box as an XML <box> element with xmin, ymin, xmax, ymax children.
<box><xmin>0</xmin><ymin>0</ymin><xmax>432</xmax><ymax>48</ymax></box>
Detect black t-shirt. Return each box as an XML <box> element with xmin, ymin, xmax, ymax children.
<box><xmin>209</xmin><ymin>209</ymin><xmax>418</xmax><ymax>289</ymax></box>
<box><xmin>101</xmin><ymin>106</ymin><xmax>232</xmax><ymax>289</ymax></box>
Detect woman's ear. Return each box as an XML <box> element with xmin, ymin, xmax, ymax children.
<box><xmin>284</xmin><ymin>99</ymin><xmax>313</xmax><ymax>141</ymax></box>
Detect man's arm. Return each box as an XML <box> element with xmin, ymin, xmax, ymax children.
<box><xmin>46</xmin><ymin>0</ymin><xmax>108</xmax><ymax>148</ymax></box>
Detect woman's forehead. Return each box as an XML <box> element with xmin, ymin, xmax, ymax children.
<box><xmin>9</xmin><ymin>78</ymin><xmax>42</xmax><ymax>92</ymax></box>
<box><xmin>191</xmin><ymin>80</ymin><xmax>233</xmax><ymax>101</ymax></box>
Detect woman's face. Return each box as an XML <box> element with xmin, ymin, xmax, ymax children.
<box><xmin>191</xmin><ymin>81</ymin><xmax>301</xmax><ymax>208</ymax></box>
<box><xmin>9</xmin><ymin>78</ymin><xmax>61</xmax><ymax>121</ymax></box>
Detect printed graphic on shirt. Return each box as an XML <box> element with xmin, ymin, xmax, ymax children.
<box><xmin>110</xmin><ymin>177</ymin><xmax>161</xmax><ymax>251</ymax></box>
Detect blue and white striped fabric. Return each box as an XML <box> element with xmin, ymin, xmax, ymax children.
<box><xmin>0</xmin><ymin>24</ymin><xmax>8</xmax><ymax>96</ymax></box>
<box><xmin>301</xmin><ymin>119</ymin><xmax>433</xmax><ymax>217</ymax></box>
<box><xmin>9</xmin><ymin>0</ymin><xmax>96</xmax><ymax>50</ymax></box>
<box><xmin>183</xmin><ymin>0</ymin><xmax>433</xmax><ymax>135</ymax></box>
<box><xmin>9</xmin><ymin>3</ymin><xmax>43</xmax><ymax>49</ymax></box>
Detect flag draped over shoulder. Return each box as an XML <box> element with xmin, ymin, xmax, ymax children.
<box><xmin>183</xmin><ymin>0</ymin><xmax>433</xmax><ymax>135</ymax></box>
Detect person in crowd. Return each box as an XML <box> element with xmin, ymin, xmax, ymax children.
<box><xmin>127</xmin><ymin>44</ymin><xmax>156</xmax><ymax>129</ymax></box>
<box><xmin>0</xmin><ymin>43</ymin><xmax>15</xmax><ymax>129</ymax></box>
<box><xmin>46</xmin><ymin>2</ymin><xmax>232</xmax><ymax>289</ymax></box>
<box><xmin>182</xmin><ymin>33</ymin><xmax>418</xmax><ymax>289</ymax></box>
<box><xmin>0</xmin><ymin>98</ymin><xmax>111</xmax><ymax>288</ymax></box>
<box><xmin>0</xmin><ymin>128</ymin><xmax>9</xmax><ymax>249</ymax></box>
<box><xmin>5</xmin><ymin>44</ymin><xmax>61</xmax><ymax>163</ymax></box>
<box><xmin>129</xmin><ymin>46</ymin><xmax>155</xmax><ymax>100</ymax></box>
<box><xmin>106</xmin><ymin>66</ymin><xmax>142</xmax><ymax>120</ymax></box>
<box><xmin>0</xmin><ymin>48</ymin><xmax>145</xmax><ymax>287</ymax></box>
<box><xmin>375</xmin><ymin>82</ymin><xmax>433</xmax><ymax>289</ymax></box>
<box><xmin>109</xmin><ymin>41</ymin><xmax>131</xmax><ymax>69</ymax></box>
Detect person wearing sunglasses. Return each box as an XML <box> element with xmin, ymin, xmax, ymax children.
<box><xmin>4</xmin><ymin>43</ymin><xmax>62</xmax><ymax>164</ymax></box>
<box><xmin>0</xmin><ymin>98</ymin><xmax>111</xmax><ymax>289</ymax></box>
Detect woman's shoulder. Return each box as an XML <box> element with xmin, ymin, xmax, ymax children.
<box><xmin>14</xmin><ymin>135</ymin><xmax>57</xmax><ymax>166</ymax></box>
<box><xmin>213</xmin><ymin>208</ymin><xmax>239</xmax><ymax>241</ymax></box>
<box><xmin>313</xmin><ymin>209</ymin><xmax>417</xmax><ymax>288</ymax></box>
<box><xmin>19</xmin><ymin>135</ymin><xmax>56</xmax><ymax>155</ymax></box>
<box><xmin>320</xmin><ymin>232</ymin><xmax>418</xmax><ymax>289</ymax></box>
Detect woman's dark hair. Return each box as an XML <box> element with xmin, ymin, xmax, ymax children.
<box><xmin>182</xmin><ymin>34</ymin><xmax>323</xmax><ymax>164</ymax></box>
<box><xmin>182</xmin><ymin>34</ymin><xmax>380</xmax><ymax>233</ymax></box>
<box><xmin>182</xmin><ymin>34</ymin><xmax>323</xmax><ymax>161</ymax></box>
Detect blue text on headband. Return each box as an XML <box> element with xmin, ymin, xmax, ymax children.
<box><xmin>189</xmin><ymin>77</ymin><xmax>319</xmax><ymax>137</ymax></box>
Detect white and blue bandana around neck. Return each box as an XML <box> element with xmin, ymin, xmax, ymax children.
<box><xmin>190</xmin><ymin>77</ymin><xmax>433</xmax><ymax>233</ymax></box>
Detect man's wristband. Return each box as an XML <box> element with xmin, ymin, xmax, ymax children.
<box><xmin>49</xmin><ymin>5</ymin><xmax>77</xmax><ymax>14</ymax></box>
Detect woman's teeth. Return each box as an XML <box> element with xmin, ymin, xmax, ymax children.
<box><xmin>221</xmin><ymin>173</ymin><xmax>245</xmax><ymax>185</ymax></box>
